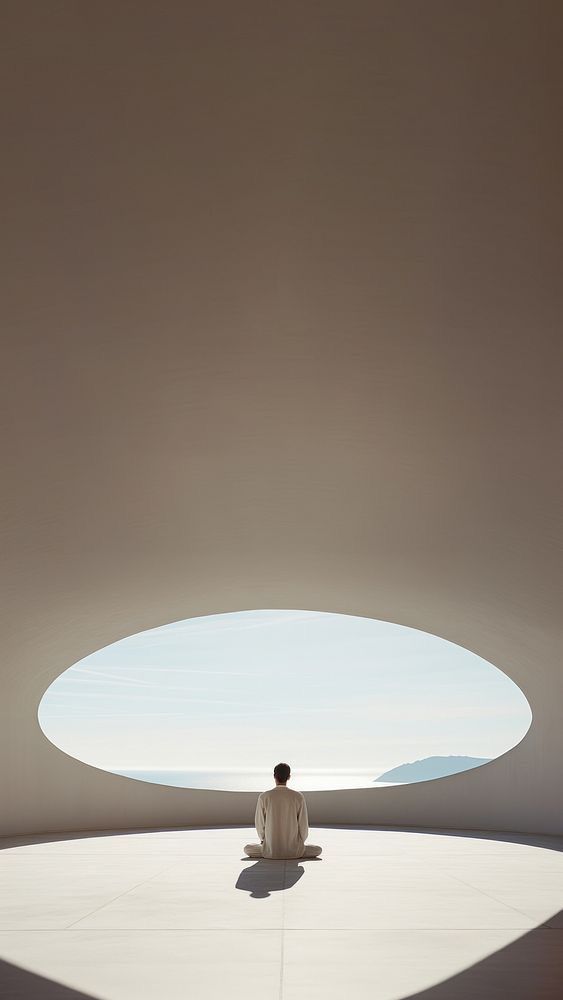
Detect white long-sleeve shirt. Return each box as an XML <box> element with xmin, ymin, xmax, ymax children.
<box><xmin>254</xmin><ymin>784</ymin><xmax>309</xmax><ymax>859</ymax></box>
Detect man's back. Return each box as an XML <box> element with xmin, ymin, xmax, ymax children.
<box><xmin>255</xmin><ymin>785</ymin><xmax>309</xmax><ymax>860</ymax></box>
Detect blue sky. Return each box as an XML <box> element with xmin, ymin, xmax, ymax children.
<box><xmin>38</xmin><ymin>610</ymin><xmax>531</xmax><ymax>775</ymax></box>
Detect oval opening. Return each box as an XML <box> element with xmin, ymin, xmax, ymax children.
<box><xmin>38</xmin><ymin>610</ymin><xmax>532</xmax><ymax>791</ymax></box>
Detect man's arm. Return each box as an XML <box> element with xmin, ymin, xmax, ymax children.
<box><xmin>255</xmin><ymin>793</ymin><xmax>266</xmax><ymax>841</ymax></box>
<box><xmin>297</xmin><ymin>793</ymin><xmax>309</xmax><ymax>842</ymax></box>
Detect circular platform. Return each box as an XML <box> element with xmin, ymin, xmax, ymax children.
<box><xmin>1</xmin><ymin>825</ymin><xmax>562</xmax><ymax>999</ymax></box>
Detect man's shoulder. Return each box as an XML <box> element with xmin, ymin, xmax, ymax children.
<box><xmin>286</xmin><ymin>787</ymin><xmax>305</xmax><ymax>800</ymax></box>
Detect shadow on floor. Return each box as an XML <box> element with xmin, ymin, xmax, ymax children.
<box><xmin>400</xmin><ymin>909</ymin><xmax>563</xmax><ymax>1000</ymax></box>
<box><xmin>318</xmin><ymin>823</ymin><xmax>563</xmax><ymax>854</ymax></box>
<box><xmin>236</xmin><ymin>857</ymin><xmax>319</xmax><ymax>897</ymax></box>
<box><xmin>0</xmin><ymin>823</ymin><xmax>248</xmax><ymax>852</ymax></box>
<box><xmin>0</xmin><ymin>958</ymin><xmax>94</xmax><ymax>999</ymax></box>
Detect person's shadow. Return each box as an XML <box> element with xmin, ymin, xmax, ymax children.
<box><xmin>236</xmin><ymin>858</ymin><xmax>320</xmax><ymax>898</ymax></box>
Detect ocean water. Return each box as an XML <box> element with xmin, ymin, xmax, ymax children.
<box><xmin>110</xmin><ymin>769</ymin><xmax>401</xmax><ymax>791</ymax></box>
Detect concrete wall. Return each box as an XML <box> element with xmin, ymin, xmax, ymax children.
<box><xmin>1</xmin><ymin>1</ymin><xmax>562</xmax><ymax>837</ymax></box>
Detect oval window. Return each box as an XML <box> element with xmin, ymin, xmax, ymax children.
<box><xmin>38</xmin><ymin>610</ymin><xmax>531</xmax><ymax>790</ymax></box>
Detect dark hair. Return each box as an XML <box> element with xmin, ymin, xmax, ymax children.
<box><xmin>274</xmin><ymin>762</ymin><xmax>291</xmax><ymax>783</ymax></box>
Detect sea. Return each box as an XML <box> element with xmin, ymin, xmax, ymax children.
<box><xmin>109</xmin><ymin>769</ymin><xmax>401</xmax><ymax>791</ymax></box>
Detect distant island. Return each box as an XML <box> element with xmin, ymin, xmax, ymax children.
<box><xmin>374</xmin><ymin>755</ymin><xmax>491</xmax><ymax>783</ymax></box>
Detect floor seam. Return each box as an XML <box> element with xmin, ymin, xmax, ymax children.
<box><xmin>64</xmin><ymin>866</ymin><xmax>173</xmax><ymax>929</ymax></box>
<box><xmin>278</xmin><ymin>861</ymin><xmax>287</xmax><ymax>1000</ymax></box>
<box><xmin>447</xmin><ymin>873</ymin><xmax>539</xmax><ymax>923</ymax></box>
<box><xmin>1</xmin><ymin>925</ymin><xmax>550</xmax><ymax>932</ymax></box>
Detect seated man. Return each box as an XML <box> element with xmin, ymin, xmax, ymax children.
<box><xmin>244</xmin><ymin>762</ymin><xmax>322</xmax><ymax>860</ymax></box>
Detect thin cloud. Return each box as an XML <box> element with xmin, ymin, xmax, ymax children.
<box><xmin>42</xmin><ymin>690</ymin><xmax>254</xmax><ymax>707</ymax></box>
<box><xmin>78</xmin><ymin>666</ymin><xmax>260</xmax><ymax>676</ymax></box>
<box><xmin>126</xmin><ymin>610</ymin><xmax>324</xmax><ymax>643</ymax></box>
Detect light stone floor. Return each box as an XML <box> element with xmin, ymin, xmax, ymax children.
<box><xmin>1</xmin><ymin>825</ymin><xmax>563</xmax><ymax>999</ymax></box>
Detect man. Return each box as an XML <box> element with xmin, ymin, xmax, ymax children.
<box><xmin>243</xmin><ymin>763</ymin><xmax>322</xmax><ymax>860</ymax></box>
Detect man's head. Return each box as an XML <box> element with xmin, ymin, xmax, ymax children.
<box><xmin>274</xmin><ymin>762</ymin><xmax>291</xmax><ymax>785</ymax></box>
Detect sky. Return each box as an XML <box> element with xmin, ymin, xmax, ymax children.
<box><xmin>38</xmin><ymin>610</ymin><xmax>531</xmax><ymax>776</ymax></box>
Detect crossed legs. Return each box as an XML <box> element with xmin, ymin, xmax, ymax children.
<box><xmin>243</xmin><ymin>843</ymin><xmax>322</xmax><ymax>859</ymax></box>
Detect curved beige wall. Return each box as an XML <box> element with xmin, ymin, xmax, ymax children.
<box><xmin>1</xmin><ymin>2</ymin><xmax>562</xmax><ymax>837</ymax></box>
